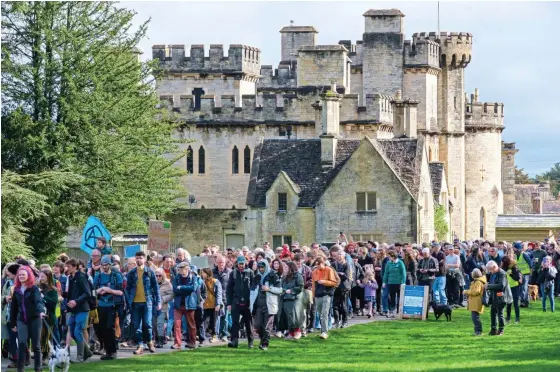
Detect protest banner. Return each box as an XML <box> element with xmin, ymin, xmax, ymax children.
<box><xmin>398</xmin><ymin>285</ymin><xmax>429</xmax><ymax>320</ymax></box>
<box><xmin>148</xmin><ymin>220</ymin><xmax>171</xmax><ymax>252</ymax></box>
<box><xmin>80</xmin><ymin>216</ymin><xmax>111</xmax><ymax>256</ymax></box>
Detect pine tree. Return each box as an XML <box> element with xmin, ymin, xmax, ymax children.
<box><xmin>1</xmin><ymin>2</ymin><xmax>186</xmax><ymax>260</ymax></box>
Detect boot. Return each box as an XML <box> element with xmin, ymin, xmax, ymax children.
<box><xmin>71</xmin><ymin>341</ymin><xmax>85</xmax><ymax>363</ymax></box>
<box><xmin>147</xmin><ymin>341</ymin><xmax>156</xmax><ymax>353</ymax></box>
<box><xmin>83</xmin><ymin>343</ymin><xmax>93</xmax><ymax>361</ymax></box>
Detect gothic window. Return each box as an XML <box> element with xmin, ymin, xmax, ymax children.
<box><xmin>186</xmin><ymin>146</ymin><xmax>193</xmax><ymax>174</ymax></box>
<box><xmin>232</xmin><ymin>146</ymin><xmax>239</xmax><ymax>174</ymax></box>
<box><xmin>244</xmin><ymin>145</ymin><xmax>251</xmax><ymax>174</ymax></box>
<box><xmin>198</xmin><ymin>146</ymin><xmax>205</xmax><ymax>174</ymax></box>
<box><xmin>480</xmin><ymin>207</ymin><xmax>486</xmax><ymax>238</ymax></box>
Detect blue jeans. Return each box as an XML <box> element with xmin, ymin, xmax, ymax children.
<box><xmin>433</xmin><ymin>276</ymin><xmax>448</xmax><ymax>305</ymax></box>
<box><xmin>540</xmin><ymin>284</ymin><xmax>555</xmax><ymax>312</ymax></box>
<box><xmin>520</xmin><ymin>274</ymin><xmax>530</xmax><ymax>303</ymax></box>
<box><xmin>218</xmin><ymin>309</ymin><xmax>229</xmax><ymax>338</ymax></box>
<box><xmin>166</xmin><ymin>306</ymin><xmax>174</xmax><ymax>337</ymax></box>
<box><xmin>381</xmin><ymin>285</ymin><xmax>389</xmax><ymax>312</ymax></box>
<box><xmin>68</xmin><ymin>311</ymin><xmax>89</xmax><ymax>343</ymax></box>
<box><xmin>131</xmin><ymin>302</ymin><xmax>153</xmax><ymax>345</ymax></box>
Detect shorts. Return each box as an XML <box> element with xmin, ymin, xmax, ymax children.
<box><xmin>364</xmin><ymin>296</ymin><xmax>375</xmax><ymax>303</ymax></box>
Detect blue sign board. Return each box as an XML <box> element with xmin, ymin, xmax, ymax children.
<box><xmin>124</xmin><ymin>244</ymin><xmax>142</xmax><ymax>258</ymax></box>
<box><xmin>401</xmin><ymin>285</ymin><xmax>428</xmax><ymax>319</ymax></box>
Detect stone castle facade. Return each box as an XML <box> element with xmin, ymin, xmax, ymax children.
<box><xmin>154</xmin><ymin>9</ymin><xmax>511</xmax><ymax>249</ymax></box>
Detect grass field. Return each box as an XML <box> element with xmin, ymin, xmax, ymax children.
<box><xmin>85</xmin><ymin>307</ymin><xmax>560</xmax><ymax>372</ymax></box>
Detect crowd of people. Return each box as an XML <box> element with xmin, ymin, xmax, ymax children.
<box><xmin>1</xmin><ymin>235</ymin><xmax>559</xmax><ymax>371</ymax></box>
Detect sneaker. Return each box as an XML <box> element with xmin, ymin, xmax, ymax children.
<box><xmin>248</xmin><ymin>342</ymin><xmax>254</xmax><ymax>349</ymax></box>
<box><xmin>294</xmin><ymin>332</ymin><xmax>302</xmax><ymax>340</ymax></box>
<box><xmin>100</xmin><ymin>353</ymin><xmax>117</xmax><ymax>361</ymax></box>
<box><xmin>340</xmin><ymin>322</ymin><xmax>347</xmax><ymax>329</ymax></box>
<box><xmin>367</xmin><ymin>314</ymin><xmax>372</xmax><ymax>319</ymax></box>
<box><xmin>307</xmin><ymin>328</ymin><xmax>315</xmax><ymax>334</ymax></box>
<box><xmin>259</xmin><ymin>344</ymin><xmax>268</xmax><ymax>351</ymax></box>
<box><xmin>209</xmin><ymin>336</ymin><xmax>217</xmax><ymax>343</ymax></box>
<box><xmin>171</xmin><ymin>344</ymin><xmax>182</xmax><ymax>349</ymax></box>
<box><xmin>274</xmin><ymin>331</ymin><xmax>283</xmax><ymax>338</ymax></box>
<box><xmin>284</xmin><ymin>334</ymin><xmax>294</xmax><ymax>340</ymax></box>
<box><xmin>319</xmin><ymin>332</ymin><xmax>328</xmax><ymax>339</ymax></box>
<box><xmin>301</xmin><ymin>330</ymin><xmax>307</xmax><ymax>338</ymax></box>
<box><xmin>148</xmin><ymin>342</ymin><xmax>156</xmax><ymax>353</ymax></box>
<box><xmin>220</xmin><ymin>336</ymin><xmax>228</xmax><ymax>342</ymax></box>
<box><xmin>488</xmin><ymin>330</ymin><xmax>497</xmax><ymax>336</ymax></box>
<box><xmin>497</xmin><ymin>330</ymin><xmax>504</xmax><ymax>336</ymax></box>
<box><xmin>515</xmin><ymin>319</ymin><xmax>520</xmax><ymax>324</ymax></box>
<box><xmin>133</xmin><ymin>345</ymin><xmax>144</xmax><ymax>355</ymax></box>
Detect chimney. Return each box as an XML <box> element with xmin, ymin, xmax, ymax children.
<box><xmin>391</xmin><ymin>90</ymin><xmax>419</xmax><ymax>138</ymax></box>
<box><xmin>531</xmin><ymin>192</ymin><xmax>542</xmax><ymax>214</ymax></box>
<box><xmin>320</xmin><ymin>81</ymin><xmax>342</xmax><ymax>168</ymax></box>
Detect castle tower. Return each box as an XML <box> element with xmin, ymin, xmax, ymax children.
<box><xmin>465</xmin><ymin>90</ymin><xmax>505</xmax><ymax>240</ymax></box>
<box><xmin>280</xmin><ymin>25</ymin><xmax>318</xmax><ymax>62</ymax></box>
<box><xmin>361</xmin><ymin>9</ymin><xmax>405</xmax><ymax>96</ymax></box>
<box><xmin>501</xmin><ymin>142</ymin><xmax>518</xmax><ymax>214</ymax></box>
<box><xmin>415</xmin><ymin>32</ymin><xmax>472</xmax><ymax>240</ymax></box>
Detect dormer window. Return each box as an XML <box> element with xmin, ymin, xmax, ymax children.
<box><xmin>278</xmin><ymin>193</ymin><xmax>287</xmax><ymax>212</ymax></box>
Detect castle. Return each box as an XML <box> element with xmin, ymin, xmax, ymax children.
<box><xmin>154</xmin><ymin>8</ymin><xmax>515</xmax><ymax>249</ymax></box>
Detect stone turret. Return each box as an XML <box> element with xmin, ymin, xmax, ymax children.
<box><xmin>280</xmin><ymin>25</ymin><xmax>318</xmax><ymax>62</ymax></box>
<box><xmin>391</xmin><ymin>90</ymin><xmax>419</xmax><ymax>138</ymax></box>
<box><xmin>501</xmin><ymin>142</ymin><xmax>518</xmax><ymax>214</ymax></box>
<box><xmin>320</xmin><ymin>82</ymin><xmax>342</xmax><ymax>168</ymax></box>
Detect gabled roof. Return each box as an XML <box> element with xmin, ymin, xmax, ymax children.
<box><xmin>246</xmin><ymin>139</ymin><xmax>360</xmax><ymax>208</ymax></box>
<box><xmin>496</xmin><ymin>215</ymin><xmax>560</xmax><ymax>229</ymax></box>
<box><xmin>429</xmin><ymin>162</ymin><xmax>445</xmax><ymax>197</ymax></box>
<box><xmin>275</xmin><ymin>171</ymin><xmax>301</xmax><ymax>195</ymax></box>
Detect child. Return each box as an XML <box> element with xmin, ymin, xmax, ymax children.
<box><xmin>464</xmin><ymin>268</ymin><xmax>486</xmax><ymax>336</ymax></box>
<box><xmin>360</xmin><ymin>270</ymin><xmax>378</xmax><ymax>318</ymax></box>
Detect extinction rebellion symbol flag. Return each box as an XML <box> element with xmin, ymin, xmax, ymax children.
<box><xmin>80</xmin><ymin>216</ymin><xmax>112</xmax><ymax>256</ymax></box>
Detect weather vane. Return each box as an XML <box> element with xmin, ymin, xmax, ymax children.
<box><xmin>290</xmin><ymin>20</ymin><xmax>294</xmax><ymax>26</ymax></box>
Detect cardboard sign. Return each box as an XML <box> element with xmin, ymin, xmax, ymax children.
<box><xmin>398</xmin><ymin>285</ymin><xmax>429</xmax><ymax>320</ymax></box>
<box><xmin>124</xmin><ymin>244</ymin><xmax>142</xmax><ymax>258</ymax></box>
<box><xmin>148</xmin><ymin>220</ymin><xmax>171</xmax><ymax>252</ymax></box>
<box><xmin>191</xmin><ymin>256</ymin><xmax>210</xmax><ymax>269</ymax></box>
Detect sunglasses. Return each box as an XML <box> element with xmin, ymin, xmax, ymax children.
<box><xmin>156</xmin><ymin>275</ymin><xmax>163</xmax><ymax>277</ymax></box>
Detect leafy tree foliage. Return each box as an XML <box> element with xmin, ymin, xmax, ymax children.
<box><xmin>434</xmin><ymin>204</ymin><xmax>449</xmax><ymax>242</ymax></box>
<box><xmin>514</xmin><ymin>166</ymin><xmax>535</xmax><ymax>184</ymax></box>
<box><xmin>1</xmin><ymin>2</ymin><xmax>186</xmax><ymax>260</ymax></box>
<box><xmin>538</xmin><ymin>162</ymin><xmax>560</xmax><ymax>197</ymax></box>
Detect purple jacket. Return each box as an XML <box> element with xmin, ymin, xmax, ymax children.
<box><xmin>360</xmin><ymin>280</ymin><xmax>378</xmax><ymax>297</ymax></box>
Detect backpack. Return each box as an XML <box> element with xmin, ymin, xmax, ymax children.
<box><xmin>477</xmin><ymin>280</ymin><xmax>490</xmax><ymax>306</ymax></box>
<box><xmin>94</xmin><ymin>271</ymin><xmax>123</xmax><ymax>306</ymax></box>
<box><xmin>86</xmin><ymin>278</ymin><xmax>98</xmax><ymax>310</ymax></box>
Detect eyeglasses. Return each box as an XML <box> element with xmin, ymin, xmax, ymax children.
<box><xmin>155</xmin><ymin>275</ymin><xmax>163</xmax><ymax>277</ymax></box>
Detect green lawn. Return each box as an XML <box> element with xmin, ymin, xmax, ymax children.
<box><xmin>86</xmin><ymin>307</ymin><xmax>560</xmax><ymax>372</ymax></box>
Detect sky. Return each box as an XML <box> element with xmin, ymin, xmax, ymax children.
<box><xmin>122</xmin><ymin>1</ymin><xmax>559</xmax><ymax>177</ymax></box>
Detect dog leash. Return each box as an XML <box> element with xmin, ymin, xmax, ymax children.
<box><xmin>42</xmin><ymin>318</ymin><xmax>62</xmax><ymax>348</ymax></box>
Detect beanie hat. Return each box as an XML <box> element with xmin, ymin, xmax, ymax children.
<box><xmin>236</xmin><ymin>255</ymin><xmax>247</xmax><ymax>264</ymax></box>
<box><xmin>280</xmin><ymin>246</ymin><xmax>292</xmax><ymax>259</ymax></box>
<box><xmin>7</xmin><ymin>264</ymin><xmax>20</xmax><ymax>276</ymax></box>
<box><xmin>101</xmin><ymin>255</ymin><xmax>112</xmax><ymax>265</ymax></box>
<box><xmin>513</xmin><ymin>242</ymin><xmax>522</xmax><ymax>250</ymax></box>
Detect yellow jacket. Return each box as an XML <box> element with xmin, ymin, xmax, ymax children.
<box><xmin>465</xmin><ymin>276</ymin><xmax>487</xmax><ymax>314</ymax></box>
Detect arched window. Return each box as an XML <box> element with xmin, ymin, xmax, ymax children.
<box><xmin>232</xmin><ymin>146</ymin><xmax>239</xmax><ymax>174</ymax></box>
<box><xmin>244</xmin><ymin>145</ymin><xmax>251</xmax><ymax>174</ymax></box>
<box><xmin>186</xmin><ymin>146</ymin><xmax>193</xmax><ymax>174</ymax></box>
<box><xmin>480</xmin><ymin>207</ymin><xmax>486</xmax><ymax>239</ymax></box>
<box><xmin>198</xmin><ymin>146</ymin><xmax>205</xmax><ymax>174</ymax></box>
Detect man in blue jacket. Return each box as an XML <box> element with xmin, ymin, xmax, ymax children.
<box><xmin>125</xmin><ymin>251</ymin><xmax>160</xmax><ymax>355</ymax></box>
<box><xmin>171</xmin><ymin>261</ymin><xmax>202</xmax><ymax>349</ymax></box>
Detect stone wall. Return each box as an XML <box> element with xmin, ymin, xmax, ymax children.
<box><xmin>167</xmin><ymin>209</ymin><xmax>246</xmax><ymax>253</ymax></box>
<box><xmin>440</xmin><ymin>134</ymin><xmax>466</xmax><ymax>239</ymax></box>
<box><xmin>362</xmin><ymin>32</ymin><xmax>404</xmax><ymax>96</ymax></box>
<box><xmin>501</xmin><ymin>142</ymin><xmax>517</xmax><ymax>214</ymax></box>
<box><xmin>315</xmin><ymin>141</ymin><xmax>416</xmax><ymax>243</ymax></box>
<box><xmin>296</xmin><ymin>46</ymin><xmax>350</xmax><ymax>90</ymax></box>
<box><xmin>403</xmin><ymin>69</ymin><xmax>439</xmax><ymax>131</ymax></box>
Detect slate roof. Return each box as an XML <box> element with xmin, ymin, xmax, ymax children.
<box><xmin>377</xmin><ymin>137</ymin><xmax>423</xmax><ymax>198</ymax></box>
<box><xmin>496</xmin><ymin>215</ymin><xmax>560</xmax><ymax>229</ymax></box>
<box><xmin>429</xmin><ymin>162</ymin><xmax>444</xmax><ymax>197</ymax></box>
<box><xmin>246</xmin><ymin>139</ymin><xmax>360</xmax><ymax>208</ymax></box>
<box><xmin>544</xmin><ymin>200</ymin><xmax>560</xmax><ymax>214</ymax></box>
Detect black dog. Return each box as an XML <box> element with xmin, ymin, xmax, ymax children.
<box><xmin>430</xmin><ymin>301</ymin><xmax>453</xmax><ymax>321</ymax></box>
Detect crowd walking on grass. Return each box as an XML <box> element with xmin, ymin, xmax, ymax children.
<box><xmin>2</xmin><ymin>235</ymin><xmax>559</xmax><ymax>371</ymax></box>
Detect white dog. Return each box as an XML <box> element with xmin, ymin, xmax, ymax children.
<box><xmin>48</xmin><ymin>341</ymin><xmax>70</xmax><ymax>372</ymax></box>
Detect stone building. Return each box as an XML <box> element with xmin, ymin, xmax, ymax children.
<box><xmin>154</xmin><ymin>8</ymin><xmax>511</xmax><ymax>249</ymax></box>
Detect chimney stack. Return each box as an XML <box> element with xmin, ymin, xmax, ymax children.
<box><xmin>531</xmin><ymin>192</ymin><xmax>542</xmax><ymax>214</ymax></box>
<box><xmin>391</xmin><ymin>90</ymin><xmax>419</xmax><ymax>138</ymax></box>
<box><xmin>319</xmin><ymin>81</ymin><xmax>342</xmax><ymax>168</ymax></box>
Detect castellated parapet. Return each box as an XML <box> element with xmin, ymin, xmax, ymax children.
<box><xmin>412</xmin><ymin>32</ymin><xmax>472</xmax><ymax>68</ymax></box>
<box><xmin>152</xmin><ymin>44</ymin><xmax>261</xmax><ymax>76</ymax></box>
<box><xmin>404</xmin><ymin>38</ymin><xmax>440</xmax><ymax>68</ymax></box>
<box><xmin>465</xmin><ymin>98</ymin><xmax>504</xmax><ymax>129</ymax></box>
<box><xmin>159</xmin><ymin>91</ymin><xmax>394</xmax><ymax>126</ymax></box>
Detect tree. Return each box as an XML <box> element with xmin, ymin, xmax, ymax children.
<box><xmin>538</xmin><ymin>162</ymin><xmax>560</xmax><ymax>198</ymax></box>
<box><xmin>1</xmin><ymin>2</ymin><xmax>186</xmax><ymax>260</ymax></box>
<box><xmin>514</xmin><ymin>166</ymin><xmax>535</xmax><ymax>184</ymax></box>
<box><xmin>434</xmin><ymin>204</ymin><xmax>449</xmax><ymax>241</ymax></box>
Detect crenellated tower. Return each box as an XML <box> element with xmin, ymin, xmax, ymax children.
<box><xmin>464</xmin><ymin>89</ymin><xmax>505</xmax><ymax>239</ymax></box>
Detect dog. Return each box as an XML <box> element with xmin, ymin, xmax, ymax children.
<box><xmin>48</xmin><ymin>340</ymin><xmax>70</xmax><ymax>372</ymax></box>
<box><xmin>429</xmin><ymin>301</ymin><xmax>453</xmax><ymax>321</ymax></box>
<box><xmin>528</xmin><ymin>285</ymin><xmax>539</xmax><ymax>301</ymax></box>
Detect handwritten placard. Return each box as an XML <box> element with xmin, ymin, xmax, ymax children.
<box><xmin>148</xmin><ymin>220</ymin><xmax>171</xmax><ymax>252</ymax></box>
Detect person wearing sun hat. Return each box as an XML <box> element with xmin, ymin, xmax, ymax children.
<box><xmin>227</xmin><ymin>255</ymin><xmax>255</xmax><ymax>349</ymax></box>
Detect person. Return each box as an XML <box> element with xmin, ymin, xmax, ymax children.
<box><xmin>64</xmin><ymin>258</ymin><xmax>93</xmax><ymax>363</ymax></box>
<box><xmin>501</xmin><ymin>256</ymin><xmax>521</xmax><ymax>324</ymax></box>
<box><xmin>485</xmin><ymin>260</ymin><xmax>513</xmax><ymax>336</ymax></box>
<box><xmin>403</xmin><ymin>249</ymin><xmax>417</xmax><ymax>286</ymax></box>
<box><xmin>537</xmin><ymin>256</ymin><xmax>557</xmax><ymax>312</ymax></box>
<box><xmin>360</xmin><ymin>269</ymin><xmax>378</xmax><ymax>318</ymax></box>
<box><xmin>464</xmin><ymin>268</ymin><xmax>486</xmax><ymax>336</ymax></box>
<box><xmin>227</xmin><ymin>256</ymin><xmax>254</xmax><ymax>349</ymax></box>
<box><xmin>93</xmin><ymin>255</ymin><xmax>124</xmax><ymax>360</ymax></box>
<box><xmin>154</xmin><ymin>268</ymin><xmax>173</xmax><ymax>348</ymax></box>
<box><xmin>171</xmin><ymin>262</ymin><xmax>201</xmax><ymax>349</ymax></box>
<box><xmin>2</xmin><ymin>264</ymin><xmax>19</xmax><ymax>368</ymax></box>
<box><xmin>213</xmin><ymin>255</ymin><xmax>231</xmax><ymax>342</ymax></box>
<box><xmin>445</xmin><ymin>245</ymin><xmax>461</xmax><ymax>306</ymax></box>
<box><xmin>311</xmin><ymin>256</ymin><xmax>338</xmax><ymax>339</ymax></box>
<box><xmin>432</xmin><ymin>244</ymin><xmax>448</xmax><ymax>305</ymax></box>
<box><xmin>530</xmin><ymin>244</ymin><xmax>547</xmax><ymax>285</ymax></box>
<box><xmin>330</xmin><ymin>246</ymin><xmax>352</xmax><ymax>328</ymax></box>
<box><xmin>280</xmin><ymin>262</ymin><xmax>304</xmax><ymax>340</ymax></box>
<box><xmin>200</xmin><ymin>268</ymin><xmax>223</xmax><ymax>343</ymax></box>
<box><xmin>96</xmin><ymin>237</ymin><xmax>113</xmax><ymax>256</ymax></box>
<box><xmin>417</xmin><ymin>248</ymin><xmax>438</xmax><ymax>305</ymax></box>
<box><xmin>382</xmin><ymin>250</ymin><xmax>406</xmax><ymax>318</ymax></box>
<box><xmin>38</xmin><ymin>269</ymin><xmax>59</xmax><ymax>366</ymax></box>
<box><xmin>292</xmin><ymin>253</ymin><xmax>313</xmax><ymax>334</ymax></box>
<box><xmin>10</xmin><ymin>265</ymin><xmax>46</xmax><ymax>372</ymax></box>
<box><xmin>252</xmin><ymin>260</ymin><xmax>282</xmax><ymax>350</ymax></box>
<box><xmin>513</xmin><ymin>242</ymin><xmax>532</xmax><ymax>307</ymax></box>
<box><xmin>125</xmin><ymin>251</ymin><xmax>161</xmax><ymax>355</ymax></box>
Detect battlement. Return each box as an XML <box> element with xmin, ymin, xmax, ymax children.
<box><xmin>412</xmin><ymin>32</ymin><xmax>472</xmax><ymax>68</ymax></box>
<box><xmin>258</xmin><ymin>64</ymin><xmax>297</xmax><ymax>88</ymax></box>
<box><xmin>152</xmin><ymin>44</ymin><xmax>261</xmax><ymax>76</ymax></box>
<box><xmin>465</xmin><ymin>101</ymin><xmax>504</xmax><ymax>128</ymax></box>
<box><xmin>339</xmin><ymin>40</ymin><xmax>363</xmax><ymax>66</ymax></box>
<box><xmin>159</xmin><ymin>91</ymin><xmax>394</xmax><ymax>125</ymax></box>
<box><xmin>404</xmin><ymin>38</ymin><xmax>440</xmax><ymax>68</ymax></box>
